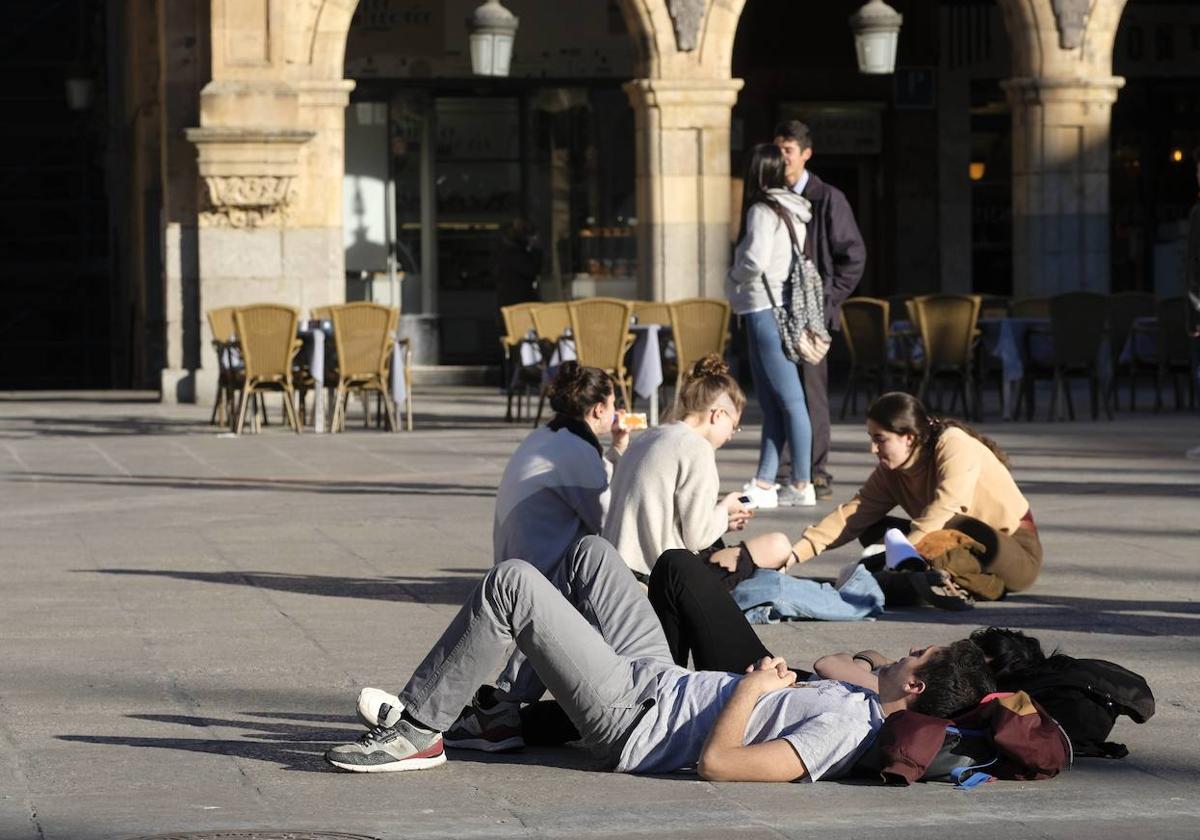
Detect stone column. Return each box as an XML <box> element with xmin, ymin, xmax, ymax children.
<box><xmin>997</xmin><ymin>0</ymin><xmax>1128</xmax><ymax>296</ymax></box>
<box><xmin>172</xmin><ymin>0</ymin><xmax>358</xmax><ymax>404</ymax></box>
<box><xmin>624</xmin><ymin>78</ymin><xmax>743</xmax><ymax>301</ymax></box>
<box><xmin>1003</xmin><ymin>77</ymin><xmax>1123</xmax><ymax>297</ymax></box>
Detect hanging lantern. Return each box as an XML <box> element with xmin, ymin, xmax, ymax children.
<box><xmin>850</xmin><ymin>0</ymin><xmax>903</xmax><ymax>75</ymax></box>
<box><xmin>467</xmin><ymin>0</ymin><xmax>519</xmax><ymax>77</ymax></box>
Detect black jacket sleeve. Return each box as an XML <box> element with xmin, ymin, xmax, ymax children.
<box><xmin>825</xmin><ymin>188</ymin><xmax>866</xmax><ymax>312</ymax></box>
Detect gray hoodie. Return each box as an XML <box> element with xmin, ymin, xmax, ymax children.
<box><xmin>726</xmin><ymin>188</ymin><xmax>812</xmax><ymax>316</ymax></box>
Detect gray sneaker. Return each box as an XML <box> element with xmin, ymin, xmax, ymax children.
<box><xmin>777</xmin><ymin>483</ymin><xmax>816</xmax><ymax>507</ymax></box>
<box><xmin>325</xmin><ymin>721</ymin><xmax>446</xmax><ymax>773</ymax></box>
<box><xmin>444</xmin><ymin>694</ymin><xmax>524</xmax><ymax>752</ymax></box>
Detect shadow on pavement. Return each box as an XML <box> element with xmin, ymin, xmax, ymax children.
<box><xmin>7</xmin><ymin>472</ymin><xmax>498</xmax><ymax>498</ymax></box>
<box><xmin>58</xmin><ymin>711</ymin><xmax>603</xmax><ymax>774</ymax></box>
<box><xmin>58</xmin><ymin>713</ymin><xmax>349</xmax><ymax>773</ymax></box>
<box><xmin>83</xmin><ymin>567</ymin><xmax>482</xmax><ymax>605</ymax></box>
<box><xmin>876</xmin><ymin>593</ymin><xmax>1200</xmax><ymax>637</ymax></box>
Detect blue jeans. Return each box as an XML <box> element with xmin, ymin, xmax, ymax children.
<box><xmin>744</xmin><ymin>309</ymin><xmax>812</xmax><ymax>484</ymax></box>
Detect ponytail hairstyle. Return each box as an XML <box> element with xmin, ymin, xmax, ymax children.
<box><xmin>866</xmin><ymin>392</ymin><xmax>1011</xmax><ymax>468</ymax></box>
<box><xmin>737</xmin><ymin>143</ymin><xmax>789</xmax><ymax>245</ymax></box>
<box><xmin>674</xmin><ymin>354</ymin><xmax>746</xmax><ymax>419</ymax></box>
<box><xmin>546</xmin><ymin>361</ymin><xmax>614</xmax><ymax>419</ymax></box>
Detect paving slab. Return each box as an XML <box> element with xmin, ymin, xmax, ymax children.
<box><xmin>1</xmin><ymin>388</ymin><xmax>1198</xmax><ymax>840</ymax></box>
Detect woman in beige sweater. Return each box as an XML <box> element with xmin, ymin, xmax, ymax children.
<box><xmin>602</xmin><ymin>355</ymin><xmax>794</xmax><ymax>586</ymax></box>
<box><xmin>790</xmin><ymin>391</ymin><xmax>1042</xmax><ymax>603</ymax></box>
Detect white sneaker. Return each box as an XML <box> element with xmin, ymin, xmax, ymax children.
<box><xmin>741</xmin><ymin>480</ymin><xmax>779</xmax><ymax>509</ymax></box>
<box><xmin>357</xmin><ymin>687</ymin><xmax>404</xmax><ymax>728</ymax></box>
<box><xmin>777</xmin><ymin>482</ymin><xmax>816</xmax><ymax>507</ymax></box>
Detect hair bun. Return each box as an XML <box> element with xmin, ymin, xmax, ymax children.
<box><xmin>690</xmin><ymin>353</ymin><xmax>730</xmax><ymax>380</ymax></box>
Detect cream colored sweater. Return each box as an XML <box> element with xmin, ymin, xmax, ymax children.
<box><xmin>602</xmin><ymin>422</ymin><xmax>730</xmax><ymax>575</ymax></box>
<box><xmin>795</xmin><ymin>427</ymin><xmax>1030</xmax><ymax>561</ymax></box>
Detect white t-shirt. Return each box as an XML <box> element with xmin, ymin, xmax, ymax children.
<box><xmin>617</xmin><ymin>673</ymin><xmax>884</xmax><ymax>781</ymax></box>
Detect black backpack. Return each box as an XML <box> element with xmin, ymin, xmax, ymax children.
<box><xmin>997</xmin><ymin>655</ymin><xmax>1155</xmax><ymax>759</ymax></box>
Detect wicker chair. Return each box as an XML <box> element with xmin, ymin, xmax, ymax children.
<box><xmin>1148</xmin><ymin>296</ymin><xmax>1196</xmax><ymax>411</ymax></box>
<box><xmin>633</xmin><ymin>301</ymin><xmax>672</xmax><ymax>327</ymax></box>
<box><xmin>565</xmin><ymin>297</ymin><xmax>636</xmax><ymax>413</ymax></box>
<box><xmin>499</xmin><ymin>302</ymin><xmax>541</xmax><ymax>422</ymax></box>
<box><xmin>668</xmin><ymin>298</ymin><xmax>731</xmax><ymax>392</ymax></box>
<box><xmin>838</xmin><ymin>297</ymin><xmax>892</xmax><ymax>419</ymax></box>
<box><xmin>1106</xmin><ymin>291</ymin><xmax>1156</xmax><ymax>412</ymax></box>
<box><xmin>1018</xmin><ymin>292</ymin><xmax>1111</xmax><ymax>421</ymax></box>
<box><xmin>530</xmin><ymin>301</ymin><xmax>571</xmax><ymax>347</ymax></box>
<box><xmin>328</xmin><ymin>302</ymin><xmax>401</xmax><ymax>433</ymax></box>
<box><xmin>528</xmin><ymin>302</ymin><xmax>573</xmax><ymax>426</ymax></box>
<box><xmin>231</xmin><ymin>304</ymin><xmax>303</xmax><ymax>435</ymax></box>
<box><xmin>206</xmin><ymin>306</ymin><xmax>240</xmax><ymax>427</ymax></box>
<box><xmin>909</xmin><ymin>294</ymin><xmax>982</xmax><ymax>419</ymax></box>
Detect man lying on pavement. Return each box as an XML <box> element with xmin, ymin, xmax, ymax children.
<box><xmin>325</xmin><ymin>535</ymin><xmax>994</xmax><ymax>781</ymax></box>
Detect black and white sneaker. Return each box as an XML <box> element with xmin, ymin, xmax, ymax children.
<box><xmin>356</xmin><ymin>687</ymin><xmax>404</xmax><ymax>728</ymax></box>
<box><xmin>325</xmin><ymin>721</ymin><xmax>446</xmax><ymax>773</ymax></box>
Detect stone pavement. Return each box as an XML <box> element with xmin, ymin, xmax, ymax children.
<box><xmin>0</xmin><ymin>388</ymin><xmax>1198</xmax><ymax>840</ymax></box>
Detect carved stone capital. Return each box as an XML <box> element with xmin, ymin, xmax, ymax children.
<box><xmin>185</xmin><ymin>127</ymin><xmax>315</xmax><ymax>228</ymax></box>
<box><xmin>199</xmin><ymin>176</ymin><xmax>300</xmax><ymax>228</ymax></box>
<box><xmin>1051</xmin><ymin>0</ymin><xmax>1090</xmax><ymax>50</ymax></box>
<box><xmin>668</xmin><ymin>0</ymin><xmax>707</xmax><ymax>52</ymax></box>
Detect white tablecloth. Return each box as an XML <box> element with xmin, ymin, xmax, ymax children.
<box><xmin>629</xmin><ymin>324</ymin><xmax>667</xmax><ymax>426</ymax></box>
<box><xmin>298</xmin><ymin>321</ymin><xmax>329</xmax><ymax>433</ymax></box>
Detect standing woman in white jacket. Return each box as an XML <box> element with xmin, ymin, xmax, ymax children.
<box><xmin>727</xmin><ymin>143</ymin><xmax>816</xmax><ymax>509</ymax></box>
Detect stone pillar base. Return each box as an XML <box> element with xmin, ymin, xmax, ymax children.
<box><xmin>160</xmin><ymin>368</ymin><xmax>196</xmax><ymax>404</ymax></box>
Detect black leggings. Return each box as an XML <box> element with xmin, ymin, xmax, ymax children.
<box><xmin>648</xmin><ymin>549</ymin><xmax>771</xmax><ymax>671</ymax></box>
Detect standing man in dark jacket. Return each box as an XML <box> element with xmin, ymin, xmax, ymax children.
<box><xmin>774</xmin><ymin>121</ymin><xmax>866</xmax><ymax>498</ymax></box>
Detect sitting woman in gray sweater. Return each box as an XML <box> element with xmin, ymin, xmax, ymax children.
<box><xmin>602</xmin><ymin>355</ymin><xmax>794</xmax><ymax>587</ymax></box>
<box><xmin>493</xmin><ymin>361</ymin><xmax>629</xmax><ymax>574</ymax></box>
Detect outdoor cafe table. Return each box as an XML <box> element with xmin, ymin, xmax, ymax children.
<box><xmin>890</xmin><ymin>317</ymin><xmax>1100</xmax><ymax>420</ymax></box>
<box><xmin>298</xmin><ymin>320</ymin><xmax>407</xmax><ymax>433</ymax></box>
<box><xmin>518</xmin><ymin>323</ymin><xmax>667</xmax><ymax>426</ymax></box>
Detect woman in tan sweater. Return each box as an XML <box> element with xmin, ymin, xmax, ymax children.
<box><xmin>790</xmin><ymin>392</ymin><xmax>1042</xmax><ymax>603</ymax></box>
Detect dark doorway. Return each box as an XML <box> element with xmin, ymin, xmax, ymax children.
<box><xmin>0</xmin><ymin>0</ymin><xmax>114</xmax><ymax>388</ymax></box>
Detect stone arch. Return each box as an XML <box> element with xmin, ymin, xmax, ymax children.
<box><xmin>300</xmin><ymin>0</ymin><xmax>360</xmax><ymax>81</ymax></box>
<box><xmin>616</xmin><ymin>0</ymin><xmax>747</xmax><ymax>78</ymax></box>
<box><xmin>995</xmin><ymin>0</ymin><xmax>1130</xmax><ymax>78</ymax></box>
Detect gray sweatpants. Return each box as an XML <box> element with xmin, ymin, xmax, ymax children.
<box><xmin>399</xmin><ymin>536</ymin><xmax>677</xmax><ymax>765</ymax></box>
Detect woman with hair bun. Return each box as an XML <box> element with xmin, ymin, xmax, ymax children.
<box><xmin>602</xmin><ymin>354</ymin><xmax>795</xmax><ymax>586</ymax></box>
<box><xmin>790</xmin><ymin>391</ymin><xmax>1042</xmax><ymax>605</ymax></box>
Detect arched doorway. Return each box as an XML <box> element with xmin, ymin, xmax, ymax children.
<box><xmin>1110</xmin><ymin>0</ymin><xmax>1200</xmax><ymax>294</ymax></box>
<box><xmin>340</xmin><ymin>1</ymin><xmax>639</xmax><ymax>366</ymax></box>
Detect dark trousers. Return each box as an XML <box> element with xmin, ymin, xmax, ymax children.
<box><xmin>801</xmin><ymin>354</ymin><xmax>831</xmax><ymax>478</ymax></box>
<box><xmin>647</xmin><ymin>550</ymin><xmax>771</xmax><ymax>671</ymax></box>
